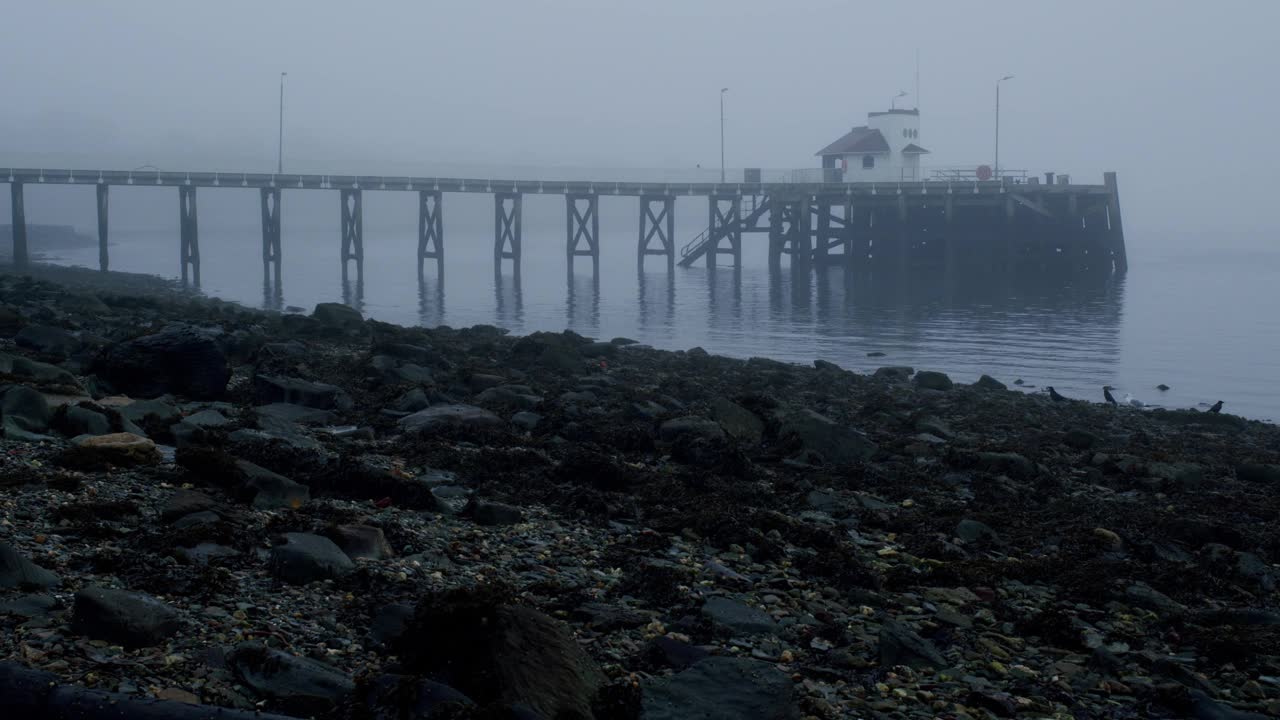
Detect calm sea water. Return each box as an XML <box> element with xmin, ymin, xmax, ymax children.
<box><xmin>33</xmin><ymin>191</ymin><xmax>1280</xmax><ymax>423</ymax></box>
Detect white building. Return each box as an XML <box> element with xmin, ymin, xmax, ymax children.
<box><xmin>816</xmin><ymin>108</ymin><xmax>929</xmax><ymax>182</ymax></box>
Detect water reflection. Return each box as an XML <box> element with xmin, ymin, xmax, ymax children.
<box><xmin>262</xmin><ymin>278</ymin><xmax>283</xmax><ymax>312</ymax></box>
<box><xmin>417</xmin><ymin>269</ymin><xmax>445</xmax><ymax>327</ymax></box>
<box><xmin>494</xmin><ymin>268</ymin><xmax>523</xmax><ymax>327</ymax></box>
<box><xmin>342</xmin><ymin>275</ymin><xmax>364</xmax><ymax>313</ymax></box>
<box><xmin>566</xmin><ymin>271</ymin><xmax>600</xmax><ymax>335</ymax></box>
<box><xmin>636</xmin><ymin>269</ymin><xmax>675</xmax><ymax>333</ymax></box>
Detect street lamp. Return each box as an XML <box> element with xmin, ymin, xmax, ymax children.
<box><xmin>995</xmin><ymin>74</ymin><xmax>1014</xmax><ymax>180</ymax></box>
<box><xmin>277</xmin><ymin>72</ymin><xmax>287</xmax><ymax>174</ymax></box>
<box><xmin>719</xmin><ymin>88</ymin><xmax>728</xmax><ymax>183</ymax></box>
<box><xmin>891</xmin><ymin>90</ymin><xmax>908</xmax><ymax>110</ymax></box>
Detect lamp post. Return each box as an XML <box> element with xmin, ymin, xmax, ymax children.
<box><xmin>995</xmin><ymin>74</ymin><xmax>1013</xmax><ymax>180</ymax></box>
<box><xmin>719</xmin><ymin>87</ymin><xmax>728</xmax><ymax>183</ymax></box>
<box><xmin>277</xmin><ymin>72</ymin><xmax>287</xmax><ymax>174</ymax></box>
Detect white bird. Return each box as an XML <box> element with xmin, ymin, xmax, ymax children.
<box><xmin>1123</xmin><ymin>393</ymin><xmax>1145</xmax><ymax>409</ymax></box>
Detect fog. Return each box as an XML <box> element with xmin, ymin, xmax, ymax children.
<box><xmin>2</xmin><ymin>0</ymin><xmax>1278</xmax><ymax>238</ymax></box>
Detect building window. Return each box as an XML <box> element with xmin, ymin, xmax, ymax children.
<box><xmin>903</xmin><ymin>129</ymin><xmax>908</xmax><ymax>138</ymax></box>
<box><xmin>862</xmin><ymin>155</ymin><xmax>874</xmax><ymax>169</ymax></box>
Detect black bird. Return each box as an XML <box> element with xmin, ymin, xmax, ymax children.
<box><xmin>1047</xmin><ymin>386</ymin><xmax>1068</xmax><ymax>402</ymax></box>
<box><xmin>1208</xmin><ymin>400</ymin><xmax>1224</xmax><ymax>414</ymax></box>
<box><xmin>1103</xmin><ymin>386</ymin><xmax>1118</xmax><ymax>405</ymax></box>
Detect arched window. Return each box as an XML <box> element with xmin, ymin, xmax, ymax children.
<box><xmin>862</xmin><ymin>155</ymin><xmax>875</xmax><ymax>169</ymax></box>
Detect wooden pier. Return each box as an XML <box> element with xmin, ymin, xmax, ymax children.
<box><xmin>3</xmin><ymin>168</ymin><xmax>1126</xmax><ymax>290</ymax></box>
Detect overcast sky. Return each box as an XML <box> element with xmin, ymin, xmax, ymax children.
<box><xmin>2</xmin><ymin>0</ymin><xmax>1278</xmax><ymax>233</ymax></box>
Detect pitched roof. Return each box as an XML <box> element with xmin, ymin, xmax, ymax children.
<box><xmin>815</xmin><ymin>126</ymin><xmax>890</xmax><ymax>156</ymax></box>
<box><xmin>901</xmin><ymin>143</ymin><xmax>931</xmax><ymax>154</ymax></box>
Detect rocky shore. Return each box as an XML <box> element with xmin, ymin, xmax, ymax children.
<box><xmin>0</xmin><ymin>263</ymin><xmax>1278</xmax><ymax>719</ymax></box>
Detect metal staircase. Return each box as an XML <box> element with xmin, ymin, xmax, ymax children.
<box><xmin>677</xmin><ymin>197</ymin><xmax>770</xmax><ymax>267</ymax></box>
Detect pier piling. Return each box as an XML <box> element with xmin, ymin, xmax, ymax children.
<box><xmin>707</xmin><ymin>195</ymin><xmax>742</xmax><ymax>269</ymax></box>
<box><xmin>566</xmin><ymin>193</ymin><xmax>600</xmax><ymax>277</ymax></box>
<box><xmin>638</xmin><ymin>195</ymin><xmax>675</xmax><ymax>272</ymax></box>
<box><xmin>494</xmin><ymin>192</ymin><xmax>522</xmax><ymax>275</ymax></box>
<box><xmin>178</xmin><ymin>186</ymin><xmax>200</xmax><ymax>286</ymax></box>
<box><xmin>9</xmin><ymin>182</ymin><xmax>27</xmax><ymax>269</ymax></box>
<box><xmin>417</xmin><ymin>190</ymin><xmax>444</xmax><ymax>277</ymax></box>
<box><xmin>96</xmin><ymin>184</ymin><xmax>109</xmax><ymax>272</ymax></box>
<box><xmin>1104</xmin><ymin>172</ymin><xmax>1128</xmax><ymax>272</ymax></box>
<box><xmin>340</xmin><ymin>189</ymin><xmax>363</xmax><ymax>281</ymax></box>
<box><xmin>260</xmin><ymin>188</ymin><xmax>282</xmax><ymax>288</ymax></box>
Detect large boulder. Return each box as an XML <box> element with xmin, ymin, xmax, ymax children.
<box><xmin>1</xmin><ymin>385</ymin><xmax>51</xmax><ymax>438</ymax></box>
<box><xmin>68</xmin><ymin>432</ymin><xmax>161</xmax><ymax>467</ymax></box>
<box><xmin>312</xmin><ymin>303</ymin><xmax>364</xmax><ymax>331</ymax></box>
<box><xmin>701</xmin><ymin>596</ymin><xmax>779</xmax><ymax>636</ymax></box>
<box><xmin>640</xmin><ymin>657</ymin><xmax>799</xmax><ymax>720</ymax></box>
<box><xmin>97</xmin><ymin>325</ymin><xmax>230</xmax><ymax>400</ymax></box>
<box><xmin>72</xmin><ymin>586</ymin><xmax>181</xmax><ymax>648</ymax></box>
<box><xmin>0</xmin><ymin>352</ymin><xmax>80</xmax><ymax>388</ymax></box>
<box><xmin>778</xmin><ymin>409</ymin><xmax>877</xmax><ymax>464</ymax></box>
<box><xmin>0</xmin><ymin>542</ymin><xmax>60</xmax><ymax>589</ymax></box>
<box><xmin>254</xmin><ymin>375</ymin><xmax>351</xmax><ymax>411</ymax></box>
<box><xmin>239</xmin><ymin>461</ymin><xmax>310</xmax><ymax>509</ymax></box>
<box><xmin>878</xmin><ymin>620</ymin><xmax>948</xmax><ymax>670</ymax></box>
<box><xmin>229</xmin><ymin>642</ymin><xmax>355</xmax><ymax>715</ymax></box>
<box><xmin>914</xmin><ymin>370</ymin><xmax>954</xmax><ymax>391</ymax></box>
<box><xmin>15</xmin><ymin>324</ymin><xmax>80</xmax><ymax>358</ymax></box>
<box><xmin>396</xmin><ymin>589</ymin><xmax>605</xmax><ymax>720</ymax></box>
<box><xmin>660</xmin><ymin>416</ymin><xmax>726</xmax><ymax>444</ymax></box>
<box><xmin>710</xmin><ymin>398</ymin><xmax>764</xmax><ymax>444</ymax></box>
<box><xmin>269</xmin><ymin>533</ymin><xmax>354</xmax><ymax>585</ymax></box>
<box><xmin>398</xmin><ymin>404</ymin><xmax>502</xmax><ymax>435</ymax></box>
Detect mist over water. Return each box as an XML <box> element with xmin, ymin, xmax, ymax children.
<box><xmin>34</xmin><ymin>190</ymin><xmax>1280</xmax><ymax>423</ymax></box>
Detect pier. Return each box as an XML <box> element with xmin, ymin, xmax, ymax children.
<box><xmin>3</xmin><ymin>167</ymin><xmax>1126</xmax><ymax>292</ymax></box>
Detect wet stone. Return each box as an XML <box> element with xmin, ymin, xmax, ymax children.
<box><xmin>72</xmin><ymin>586</ymin><xmax>181</xmax><ymax>648</ymax></box>
<box><xmin>269</xmin><ymin>533</ymin><xmax>355</xmax><ymax>585</ymax></box>
<box><xmin>701</xmin><ymin>596</ymin><xmax>779</xmax><ymax>636</ymax></box>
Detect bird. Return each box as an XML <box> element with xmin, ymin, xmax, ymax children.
<box><xmin>1124</xmin><ymin>393</ymin><xmax>1145</xmax><ymax>409</ymax></box>
<box><xmin>1157</xmin><ymin>384</ymin><xmax>1170</xmax><ymax>392</ymax></box>
<box><xmin>1103</xmin><ymin>386</ymin><xmax>1118</xmax><ymax>405</ymax></box>
<box><xmin>1047</xmin><ymin>386</ymin><xmax>1067</xmax><ymax>402</ymax></box>
<box><xmin>1208</xmin><ymin>400</ymin><xmax>1224</xmax><ymax>414</ymax></box>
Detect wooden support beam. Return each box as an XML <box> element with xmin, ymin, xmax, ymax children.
<box><xmin>1104</xmin><ymin>172</ymin><xmax>1128</xmax><ymax>272</ymax></box>
<box><xmin>638</xmin><ymin>195</ymin><xmax>675</xmax><ymax>272</ymax></box>
<box><xmin>340</xmin><ymin>188</ymin><xmax>363</xmax><ymax>281</ymax></box>
<box><xmin>178</xmin><ymin>185</ymin><xmax>199</xmax><ymax>286</ymax></box>
<box><xmin>896</xmin><ymin>194</ymin><xmax>909</xmax><ymax>274</ymax></box>
<box><xmin>417</xmin><ymin>190</ymin><xmax>444</xmax><ymax>276</ymax></box>
<box><xmin>96</xmin><ymin>183</ymin><xmax>109</xmax><ymax>272</ymax></box>
<box><xmin>260</xmin><ymin>187</ymin><xmax>282</xmax><ymax>289</ymax></box>
<box><xmin>9</xmin><ymin>182</ymin><xmax>27</xmax><ymax>269</ymax></box>
<box><xmin>706</xmin><ymin>194</ymin><xmax>741</xmax><ymax>269</ymax></box>
<box><xmin>565</xmin><ymin>193</ymin><xmax>599</xmax><ymax>277</ymax></box>
<box><xmin>494</xmin><ymin>192</ymin><xmax>522</xmax><ymax>275</ymax></box>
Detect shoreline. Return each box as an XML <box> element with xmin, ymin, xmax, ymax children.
<box><xmin>0</xmin><ymin>265</ymin><xmax>1277</xmax><ymax>717</ymax></box>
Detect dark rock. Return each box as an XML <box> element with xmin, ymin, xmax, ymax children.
<box><xmin>160</xmin><ymin>490</ymin><xmax>218</xmax><ymax>522</ymax></box>
<box><xmin>1064</xmin><ymin>428</ymin><xmax>1101</xmax><ymax>450</ymax></box>
<box><xmin>398</xmin><ymin>404</ymin><xmax>502</xmax><ymax>435</ymax></box>
<box><xmin>0</xmin><ymin>593</ymin><xmax>57</xmax><ymax>618</ymax></box>
<box><xmin>975</xmin><ymin>374</ymin><xmax>1008</xmax><ymax>391</ymax></box>
<box><xmin>237</xmin><ymin>461</ymin><xmax>311</xmax><ymax>512</ymax></box>
<box><xmin>813</xmin><ymin>359</ymin><xmax>843</xmax><ymax>372</ymax></box>
<box><xmin>956</xmin><ymin>518</ymin><xmax>999</xmax><ymax>543</ymax></box>
<box><xmin>269</xmin><ymin>533</ymin><xmax>355</xmax><ymax>585</ymax></box>
<box><xmin>59</xmin><ymin>405</ymin><xmax>112</xmax><ymax>436</ymax></box>
<box><xmin>72</xmin><ymin>586</ymin><xmax>180</xmax><ymax>648</ymax></box>
<box><xmin>118</xmin><ymin>398</ymin><xmax>182</xmax><ymax>431</ymax></box>
<box><xmin>511</xmin><ymin>411</ymin><xmax>542</xmax><ymax>430</ymax></box>
<box><xmin>470</xmin><ymin>500</ymin><xmax>524</xmax><ymax>526</ymax></box>
<box><xmin>97</xmin><ymin>325</ymin><xmax>230</xmax><ymax>399</ymax></box>
<box><xmin>173</xmin><ymin>510</ymin><xmax>221</xmax><ymax>530</ymax></box>
<box><xmin>778</xmin><ymin>409</ymin><xmax>876</xmax><ymax>464</ymax></box>
<box><xmin>361</xmin><ymin>675</ymin><xmax>475</xmax><ymax>719</ymax></box>
<box><xmin>369</xmin><ymin>603</ymin><xmax>416</xmax><ymax>648</ymax></box>
<box><xmin>873</xmin><ymin>366</ymin><xmax>914</xmax><ymax>381</ymax></box>
<box><xmin>914</xmin><ymin>370</ymin><xmax>954</xmax><ymax>391</ymax></box>
<box><xmin>15</xmin><ymin>324</ymin><xmax>80</xmax><ymax>357</ymax></box>
<box><xmin>0</xmin><ymin>542</ymin><xmax>60</xmax><ymax>589</ymax></box>
<box><xmin>254</xmin><ymin>374</ymin><xmax>351</xmax><ymax>411</ymax></box>
<box><xmin>229</xmin><ymin>642</ymin><xmax>355</xmax><ymax>715</ymax></box>
<box><xmin>469</xmin><ymin>373</ymin><xmax>506</xmax><ymax>391</ymax></box>
<box><xmin>1236</xmin><ymin>463</ymin><xmax>1280</xmax><ymax>484</ymax></box>
<box><xmin>710</xmin><ymin>398</ymin><xmax>764</xmax><ymax>444</ymax></box>
<box><xmin>397</xmin><ymin>593</ymin><xmax>605</xmax><ymax>720</ymax></box>
<box><xmin>256</xmin><ymin>403</ymin><xmax>337</xmax><ymax>426</ymax></box>
<box><xmin>659</xmin><ymin>416</ymin><xmax>726</xmax><ymax>443</ymax></box>
<box><xmin>646</xmin><ymin>636</ymin><xmax>709</xmax><ymax>671</ymax></box>
<box><xmin>1187</xmin><ymin>689</ymin><xmax>1270</xmax><ymax>720</ymax></box>
<box><xmin>580</xmin><ymin>341</ymin><xmax>617</xmax><ymax>358</ymax></box>
<box><xmin>572</xmin><ymin>602</ymin><xmax>651</xmax><ymax>632</ymax></box>
<box><xmin>701</xmin><ymin>596</ymin><xmax>779</xmax><ymax>636</ymax></box>
<box><xmin>1193</xmin><ymin>608</ymin><xmax>1280</xmax><ymax>626</ymax></box>
<box><xmin>1</xmin><ymin>384</ymin><xmax>51</xmax><ymax>437</ymax></box>
<box><xmin>175</xmin><ymin>543</ymin><xmax>237</xmax><ymax>565</ymax></box>
<box><xmin>325</xmin><ymin>524</ymin><xmax>393</xmax><ymax>560</ymax></box>
<box><xmin>392</xmin><ymin>388</ymin><xmax>430</xmax><ymax>413</ymax></box>
<box><xmin>0</xmin><ymin>352</ymin><xmax>80</xmax><ymax>387</ymax></box>
<box><xmin>476</xmin><ymin>386</ymin><xmax>544</xmax><ymax>410</ymax></box>
<box><xmin>878</xmin><ymin>620</ymin><xmax>947</xmax><ymax>670</ymax></box>
<box><xmin>640</xmin><ymin>657</ymin><xmax>799</xmax><ymax>720</ymax></box>
<box><xmin>976</xmin><ymin>451</ymin><xmax>1035</xmax><ymax>478</ymax></box>
<box><xmin>311</xmin><ymin>302</ymin><xmax>364</xmax><ymax>330</ymax></box>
